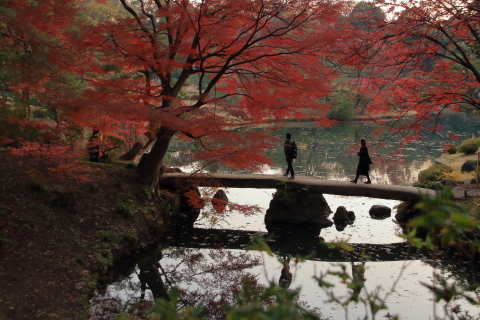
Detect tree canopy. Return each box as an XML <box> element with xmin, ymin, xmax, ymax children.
<box><xmin>2</xmin><ymin>0</ymin><xmax>480</xmax><ymax>185</ymax></box>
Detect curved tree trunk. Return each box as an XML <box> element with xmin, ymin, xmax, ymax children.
<box><xmin>137</xmin><ymin>126</ymin><xmax>176</xmax><ymax>190</ymax></box>
<box><xmin>119</xmin><ymin>134</ymin><xmax>154</xmax><ymax>161</ymax></box>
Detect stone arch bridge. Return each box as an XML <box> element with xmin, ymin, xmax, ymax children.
<box><xmin>159</xmin><ymin>173</ymin><xmax>436</xmax><ymax>203</ymax></box>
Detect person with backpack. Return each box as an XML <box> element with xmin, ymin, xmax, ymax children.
<box><xmin>283</xmin><ymin>133</ymin><xmax>297</xmax><ymax>180</ymax></box>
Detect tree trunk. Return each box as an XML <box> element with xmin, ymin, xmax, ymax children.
<box><xmin>137</xmin><ymin>126</ymin><xmax>176</xmax><ymax>190</ymax></box>
<box><xmin>119</xmin><ymin>133</ymin><xmax>154</xmax><ymax>161</ymax></box>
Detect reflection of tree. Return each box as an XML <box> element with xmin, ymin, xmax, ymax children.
<box><xmin>138</xmin><ymin>261</ymin><xmax>170</xmax><ymax>301</ymax></box>
<box><xmin>350</xmin><ymin>262</ymin><xmax>366</xmax><ymax>301</ymax></box>
<box><xmin>423</xmin><ymin>251</ymin><xmax>480</xmax><ymax>293</ymax></box>
<box><xmin>160</xmin><ymin>247</ymin><xmax>271</xmax><ymax>319</ymax></box>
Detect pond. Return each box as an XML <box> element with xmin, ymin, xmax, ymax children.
<box><xmin>90</xmin><ymin>113</ymin><xmax>480</xmax><ymax>319</ymax></box>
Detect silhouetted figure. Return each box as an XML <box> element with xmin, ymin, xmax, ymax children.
<box><xmin>283</xmin><ymin>133</ymin><xmax>297</xmax><ymax>180</ymax></box>
<box><xmin>351</xmin><ymin>262</ymin><xmax>366</xmax><ymax>301</ymax></box>
<box><xmin>279</xmin><ymin>255</ymin><xmax>293</xmax><ymax>288</ymax></box>
<box><xmin>350</xmin><ymin>138</ymin><xmax>372</xmax><ymax>184</ymax></box>
<box><xmin>89</xmin><ymin>129</ymin><xmax>103</xmax><ymax>162</ymax></box>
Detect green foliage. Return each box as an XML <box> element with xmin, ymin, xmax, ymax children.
<box><xmin>413</xmin><ymin>182</ymin><xmax>445</xmax><ymax>191</ymax></box>
<box><xmin>401</xmin><ymin>191</ymin><xmax>480</xmax><ymax>313</ymax></box>
<box><xmin>457</xmin><ymin>138</ymin><xmax>480</xmax><ymax>155</ymax></box>
<box><xmin>418</xmin><ymin>164</ymin><xmax>453</xmax><ymax>183</ymax></box>
<box><xmin>116</xmin><ymin>193</ymin><xmax>157</xmax><ymax>219</ymax></box>
<box><xmin>330</xmin><ymin>102</ymin><xmax>355</xmax><ymax>121</ymax></box>
<box><xmin>224</xmin><ymin>280</ymin><xmax>320</xmax><ymax>320</ymax></box>
<box><xmin>117</xmin><ymin>199</ymin><xmax>138</xmax><ymax>219</ymax></box>
<box><xmin>409</xmin><ymin>189</ymin><xmax>479</xmax><ymax>251</ymax></box>
<box><xmin>32</xmin><ymin>108</ymin><xmax>55</xmax><ymax>119</ymax></box>
<box><xmin>0</xmin><ymin>107</ymin><xmax>58</xmax><ymax>146</ymax></box>
<box><xmin>447</xmin><ymin>146</ymin><xmax>457</xmax><ymax>154</ymax></box>
<box><xmin>100</xmin><ymin>230</ymin><xmax>122</xmax><ymax>244</ymax></box>
<box><xmin>142</xmin><ymin>185</ymin><xmax>153</xmax><ymax>200</ymax></box>
<box><xmin>135</xmin><ymin>289</ymin><xmax>205</xmax><ymax>320</ymax></box>
<box><xmin>424</xmin><ymin>181</ymin><xmax>445</xmax><ymax>191</ymax></box>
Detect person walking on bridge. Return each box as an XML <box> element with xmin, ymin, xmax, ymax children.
<box><xmin>283</xmin><ymin>133</ymin><xmax>297</xmax><ymax>180</ymax></box>
<box><xmin>351</xmin><ymin>138</ymin><xmax>372</xmax><ymax>184</ymax></box>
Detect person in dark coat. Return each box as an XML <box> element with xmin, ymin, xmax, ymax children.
<box><xmin>283</xmin><ymin>133</ymin><xmax>297</xmax><ymax>180</ymax></box>
<box><xmin>350</xmin><ymin>138</ymin><xmax>372</xmax><ymax>184</ymax></box>
<box><xmin>89</xmin><ymin>129</ymin><xmax>103</xmax><ymax>162</ymax></box>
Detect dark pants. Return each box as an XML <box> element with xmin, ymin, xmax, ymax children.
<box><xmin>90</xmin><ymin>152</ymin><xmax>99</xmax><ymax>162</ymax></box>
<box><xmin>285</xmin><ymin>157</ymin><xmax>294</xmax><ymax>177</ymax></box>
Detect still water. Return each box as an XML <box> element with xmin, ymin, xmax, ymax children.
<box><xmin>91</xmin><ymin>114</ymin><xmax>480</xmax><ymax>319</ymax></box>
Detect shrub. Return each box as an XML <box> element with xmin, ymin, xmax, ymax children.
<box><xmin>117</xmin><ymin>199</ymin><xmax>137</xmax><ymax>218</ymax></box>
<box><xmin>447</xmin><ymin>146</ymin><xmax>457</xmax><ymax>154</ymax></box>
<box><xmin>457</xmin><ymin>137</ymin><xmax>480</xmax><ymax>155</ymax></box>
<box><xmin>32</xmin><ymin>109</ymin><xmax>55</xmax><ymax>119</ymax></box>
<box><xmin>330</xmin><ymin>103</ymin><xmax>355</xmax><ymax>121</ymax></box>
<box><xmin>418</xmin><ymin>164</ymin><xmax>453</xmax><ymax>183</ymax></box>
<box><xmin>424</xmin><ymin>181</ymin><xmax>445</xmax><ymax>190</ymax></box>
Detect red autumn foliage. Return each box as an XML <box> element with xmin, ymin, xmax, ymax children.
<box><xmin>2</xmin><ymin>0</ymin><xmax>479</xmax><ymax>187</ymax></box>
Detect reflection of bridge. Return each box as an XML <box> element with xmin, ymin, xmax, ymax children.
<box><xmin>160</xmin><ymin>173</ymin><xmax>436</xmax><ymax>202</ymax></box>
<box><xmin>162</xmin><ymin>228</ymin><xmax>425</xmax><ymax>262</ymax></box>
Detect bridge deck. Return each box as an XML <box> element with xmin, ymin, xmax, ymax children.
<box><xmin>159</xmin><ymin>173</ymin><xmax>436</xmax><ymax>202</ymax></box>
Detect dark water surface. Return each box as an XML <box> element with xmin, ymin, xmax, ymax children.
<box><xmin>90</xmin><ymin>114</ymin><xmax>480</xmax><ymax>319</ymax></box>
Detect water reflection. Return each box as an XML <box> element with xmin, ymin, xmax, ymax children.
<box><xmin>350</xmin><ymin>261</ymin><xmax>366</xmax><ymax>301</ymax></box>
<box><xmin>279</xmin><ymin>256</ymin><xmax>292</xmax><ymax>289</ymax></box>
<box><xmin>90</xmin><ymin>241</ymin><xmax>480</xmax><ymax>320</ymax></box>
<box><xmin>161</xmin><ymin>227</ymin><xmax>422</xmax><ymax>262</ymax></box>
<box><xmin>138</xmin><ymin>259</ymin><xmax>170</xmax><ymax>301</ymax></box>
<box><xmin>92</xmin><ymin>115</ymin><xmax>480</xmax><ymax>318</ymax></box>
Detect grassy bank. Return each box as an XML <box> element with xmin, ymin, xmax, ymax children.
<box><xmin>436</xmin><ymin>152</ymin><xmax>479</xmax><ymax>183</ymax></box>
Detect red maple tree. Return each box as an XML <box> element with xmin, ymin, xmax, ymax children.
<box><xmin>66</xmin><ymin>0</ymin><xmax>347</xmax><ymax>190</ymax></box>
<box><xmin>344</xmin><ymin>0</ymin><xmax>480</xmax><ymax>141</ymax></box>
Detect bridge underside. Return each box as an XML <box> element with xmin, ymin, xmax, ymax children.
<box><xmin>160</xmin><ymin>173</ymin><xmax>436</xmax><ymax>203</ymax></box>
